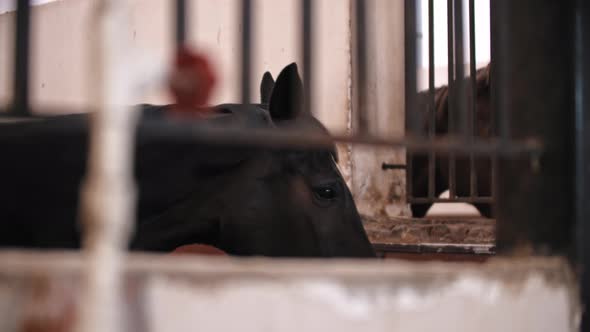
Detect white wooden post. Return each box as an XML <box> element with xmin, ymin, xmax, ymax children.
<box><xmin>76</xmin><ymin>1</ymin><xmax>138</xmax><ymax>332</ymax></box>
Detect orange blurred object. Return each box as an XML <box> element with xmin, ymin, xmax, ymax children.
<box><xmin>168</xmin><ymin>47</ymin><xmax>217</xmax><ymax>116</ymax></box>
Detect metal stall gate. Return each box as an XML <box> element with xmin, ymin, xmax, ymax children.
<box><xmin>372</xmin><ymin>0</ymin><xmax>500</xmax><ymax>260</ymax></box>
<box><xmin>403</xmin><ymin>0</ymin><xmax>497</xmax><ymax>220</ymax></box>
<box><xmin>0</xmin><ymin>0</ymin><xmax>586</xmax><ymax>331</ymax></box>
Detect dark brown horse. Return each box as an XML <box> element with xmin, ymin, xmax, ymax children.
<box><xmin>0</xmin><ymin>63</ymin><xmax>376</xmax><ymax>257</ymax></box>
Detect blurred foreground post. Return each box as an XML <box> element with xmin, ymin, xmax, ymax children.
<box><xmin>76</xmin><ymin>1</ymin><xmax>139</xmax><ymax>332</ymax></box>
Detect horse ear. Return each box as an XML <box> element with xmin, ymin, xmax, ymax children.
<box><xmin>260</xmin><ymin>72</ymin><xmax>275</xmax><ymax>106</ymax></box>
<box><xmin>268</xmin><ymin>63</ymin><xmax>305</xmax><ymax>121</ymax></box>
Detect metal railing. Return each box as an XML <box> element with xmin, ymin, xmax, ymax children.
<box><xmin>403</xmin><ymin>0</ymin><xmax>499</xmax><ymax>211</ymax></box>
<box><xmin>5</xmin><ymin>0</ymin><xmax>541</xmax><ymax>158</ymax></box>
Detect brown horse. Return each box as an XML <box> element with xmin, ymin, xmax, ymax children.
<box><xmin>410</xmin><ymin>63</ymin><xmax>494</xmax><ymax>218</ymax></box>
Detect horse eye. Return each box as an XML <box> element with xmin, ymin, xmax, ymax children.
<box><xmin>313</xmin><ymin>186</ymin><xmax>337</xmax><ymax>200</ymax></box>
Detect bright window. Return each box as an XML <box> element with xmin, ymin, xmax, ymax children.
<box><xmin>417</xmin><ymin>0</ymin><xmax>490</xmax><ymax>89</ymax></box>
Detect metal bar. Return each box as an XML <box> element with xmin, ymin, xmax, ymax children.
<box><xmin>11</xmin><ymin>0</ymin><xmax>31</xmax><ymax>117</ymax></box>
<box><xmin>489</xmin><ymin>0</ymin><xmax>504</xmax><ymax>236</ymax></box>
<box><xmin>5</xmin><ymin>105</ymin><xmax>542</xmax><ymax>154</ymax></box>
<box><xmin>490</xmin><ymin>2</ymin><xmax>509</xmax><ymax>141</ymax></box>
<box><xmin>491</xmin><ymin>155</ymin><xmax>497</xmax><ymax>208</ymax></box>
<box><xmin>131</xmin><ymin>121</ymin><xmax>542</xmax><ymax>156</ymax></box>
<box><xmin>447</xmin><ymin>0</ymin><xmax>456</xmax><ymax>199</ymax></box>
<box><xmin>574</xmin><ymin>0</ymin><xmax>590</xmax><ymax>329</ymax></box>
<box><xmin>0</xmin><ymin>105</ymin><xmax>543</xmax><ymax>156</ymax></box>
<box><xmin>241</xmin><ymin>0</ymin><xmax>252</xmax><ymax>104</ymax></box>
<box><xmin>372</xmin><ymin>243</ymin><xmax>496</xmax><ymax>255</ymax></box>
<box><xmin>407</xmin><ymin>196</ymin><xmax>494</xmax><ymax>204</ymax></box>
<box><xmin>175</xmin><ymin>0</ymin><xmax>187</xmax><ymax>47</ymax></box>
<box><xmin>454</xmin><ymin>0</ymin><xmax>467</xmax><ymax>136</ymax></box>
<box><xmin>355</xmin><ymin>0</ymin><xmax>368</xmax><ymax>134</ymax></box>
<box><xmin>404</xmin><ymin>0</ymin><xmax>420</xmax><ymax>135</ymax></box>
<box><xmin>404</xmin><ymin>0</ymin><xmax>418</xmax><ymax>201</ymax></box>
<box><xmin>468</xmin><ymin>0</ymin><xmax>477</xmax><ymax>198</ymax></box>
<box><xmin>447</xmin><ymin>0</ymin><xmax>455</xmax><ymax>129</ymax></box>
<box><xmin>405</xmin><ymin>143</ymin><xmax>414</xmax><ymax>202</ymax></box>
<box><xmin>492</xmin><ymin>0</ymin><xmax>574</xmax><ymax>255</ymax></box>
<box><xmin>489</xmin><ymin>0</ymin><xmax>498</xmax><ymax>209</ymax></box>
<box><xmin>302</xmin><ymin>0</ymin><xmax>313</xmax><ymax>115</ymax></box>
<box><xmin>428</xmin><ymin>0</ymin><xmax>436</xmax><ymax>199</ymax></box>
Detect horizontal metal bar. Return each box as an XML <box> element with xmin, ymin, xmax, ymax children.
<box><xmin>138</xmin><ymin>121</ymin><xmax>542</xmax><ymax>155</ymax></box>
<box><xmin>0</xmin><ymin>110</ymin><xmax>543</xmax><ymax>155</ymax></box>
<box><xmin>373</xmin><ymin>242</ymin><xmax>496</xmax><ymax>255</ymax></box>
<box><xmin>407</xmin><ymin>196</ymin><xmax>494</xmax><ymax>203</ymax></box>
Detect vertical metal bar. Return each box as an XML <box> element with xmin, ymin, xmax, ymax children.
<box><xmin>447</xmin><ymin>0</ymin><xmax>456</xmax><ymax>199</ymax></box>
<box><xmin>490</xmin><ymin>3</ymin><xmax>509</xmax><ymax>142</ymax></box>
<box><xmin>469</xmin><ymin>0</ymin><xmax>477</xmax><ymax>198</ymax></box>
<box><xmin>491</xmin><ymin>154</ymin><xmax>497</xmax><ymax>207</ymax></box>
<box><xmin>356</xmin><ymin>0</ymin><xmax>368</xmax><ymax>134</ymax></box>
<box><xmin>454</xmin><ymin>0</ymin><xmax>467</xmax><ymax>136</ymax></box>
<box><xmin>489</xmin><ymin>0</ymin><xmax>498</xmax><ymax>206</ymax></box>
<box><xmin>428</xmin><ymin>0</ymin><xmax>436</xmax><ymax>199</ymax></box>
<box><xmin>12</xmin><ymin>0</ymin><xmax>31</xmax><ymax>117</ymax></box>
<box><xmin>175</xmin><ymin>0</ymin><xmax>187</xmax><ymax>47</ymax></box>
<box><xmin>493</xmin><ymin>0</ymin><xmax>574</xmax><ymax>254</ymax></box>
<box><xmin>447</xmin><ymin>0</ymin><xmax>455</xmax><ymax>128</ymax></box>
<box><xmin>404</xmin><ymin>0</ymin><xmax>418</xmax><ymax>201</ymax></box>
<box><xmin>404</xmin><ymin>0</ymin><xmax>420</xmax><ymax>135</ymax></box>
<box><xmin>241</xmin><ymin>0</ymin><xmax>252</xmax><ymax>104</ymax></box>
<box><xmin>302</xmin><ymin>0</ymin><xmax>313</xmax><ymax>115</ymax></box>
<box><xmin>574</xmin><ymin>0</ymin><xmax>590</xmax><ymax>329</ymax></box>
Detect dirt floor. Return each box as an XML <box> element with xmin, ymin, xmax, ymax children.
<box><xmin>363</xmin><ymin>214</ymin><xmax>495</xmax><ymax>262</ymax></box>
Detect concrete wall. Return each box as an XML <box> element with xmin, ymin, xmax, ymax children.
<box><xmin>0</xmin><ymin>252</ymin><xmax>580</xmax><ymax>332</ymax></box>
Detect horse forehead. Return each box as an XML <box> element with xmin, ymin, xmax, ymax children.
<box><xmin>215</xmin><ymin>103</ymin><xmax>267</xmax><ymax>116</ymax></box>
<box><xmin>210</xmin><ymin>103</ymin><xmax>271</xmax><ymax>129</ymax></box>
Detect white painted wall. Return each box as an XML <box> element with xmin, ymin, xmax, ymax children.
<box><xmin>0</xmin><ymin>0</ymin><xmax>351</xmax><ymax>132</ymax></box>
